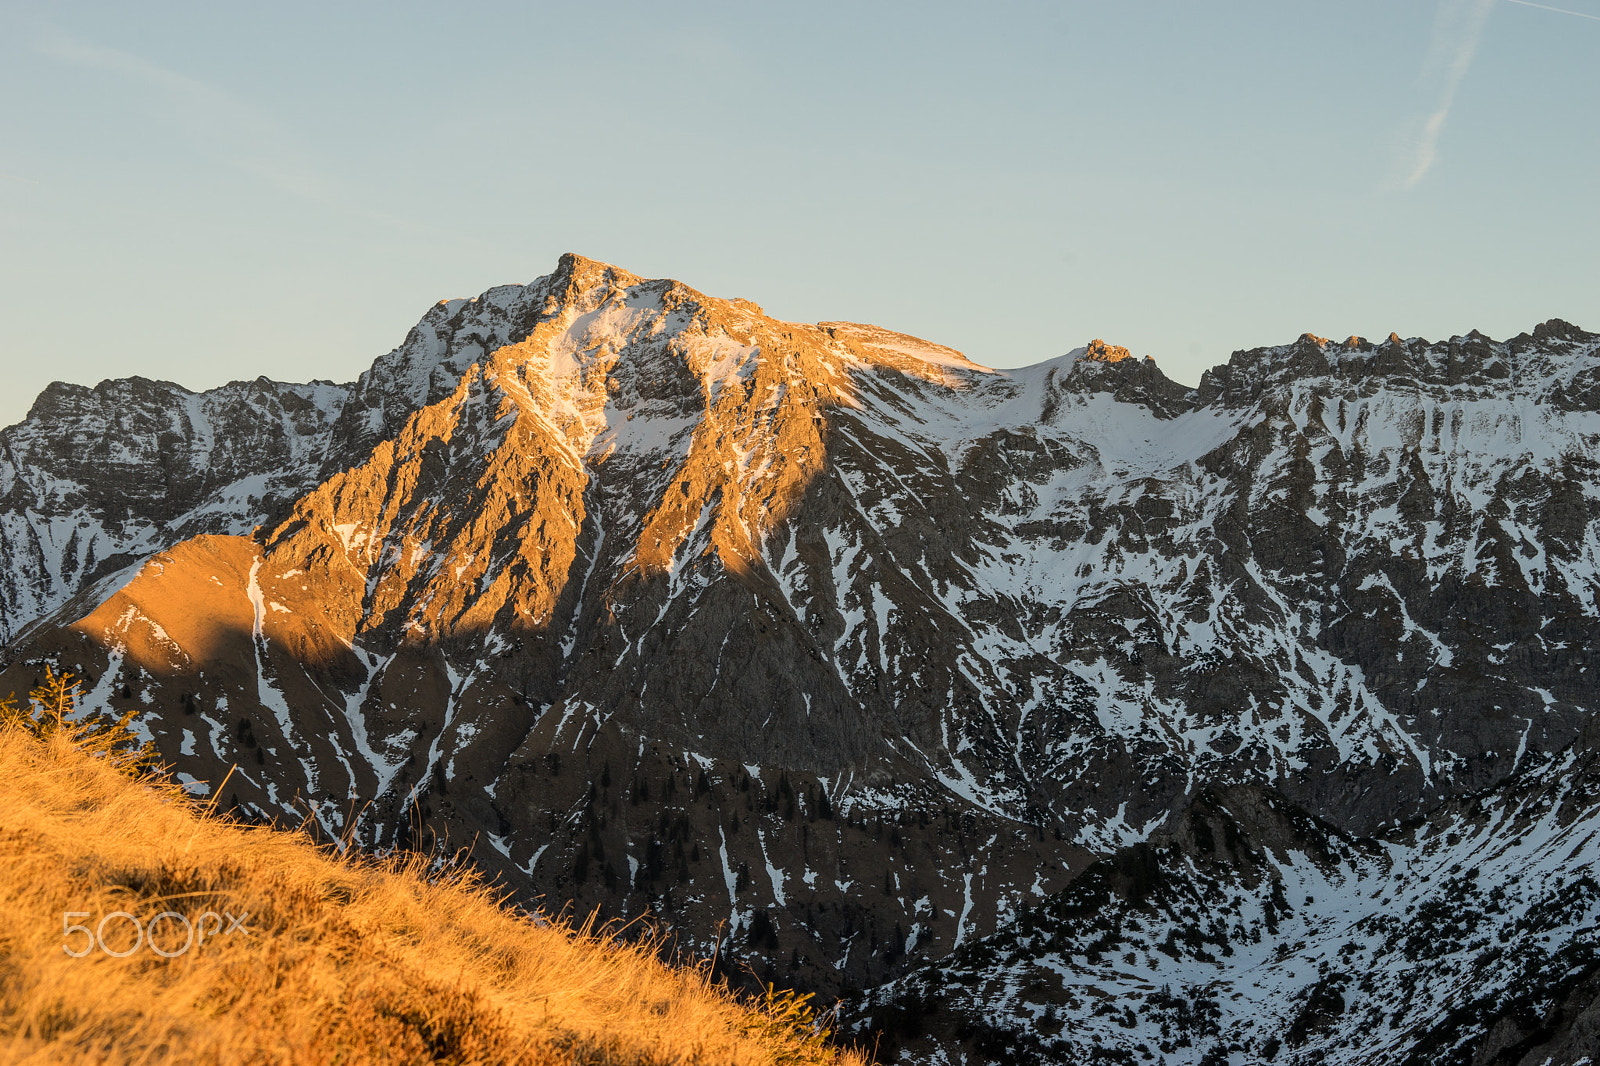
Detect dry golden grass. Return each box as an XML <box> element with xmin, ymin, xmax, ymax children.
<box><xmin>0</xmin><ymin>686</ymin><xmax>866</xmax><ymax>1066</ymax></box>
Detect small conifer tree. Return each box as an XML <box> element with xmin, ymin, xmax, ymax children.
<box><xmin>0</xmin><ymin>665</ymin><xmax>154</xmax><ymax>775</ymax></box>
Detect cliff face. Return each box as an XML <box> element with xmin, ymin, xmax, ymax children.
<box><xmin>5</xmin><ymin>256</ymin><xmax>1600</xmax><ymax>1062</ymax></box>
<box><xmin>0</xmin><ymin>374</ymin><xmax>346</xmax><ymax>645</ymax></box>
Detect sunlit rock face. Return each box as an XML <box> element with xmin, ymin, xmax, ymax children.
<box><xmin>5</xmin><ymin>255</ymin><xmax>1600</xmax><ymax>1062</ymax></box>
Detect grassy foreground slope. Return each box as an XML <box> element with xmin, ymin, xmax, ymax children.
<box><xmin>0</xmin><ymin>707</ymin><xmax>865</xmax><ymax>1065</ymax></box>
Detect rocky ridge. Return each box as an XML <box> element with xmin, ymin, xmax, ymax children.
<box><xmin>3</xmin><ymin>255</ymin><xmax>1599</xmax><ymax>1062</ymax></box>
<box><xmin>857</xmin><ymin>747</ymin><xmax>1600</xmax><ymax>1063</ymax></box>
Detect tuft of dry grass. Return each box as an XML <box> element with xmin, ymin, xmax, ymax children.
<box><xmin>0</xmin><ymin>714</ymin><xmax>867</xmax><ymax>1065</ymax></box>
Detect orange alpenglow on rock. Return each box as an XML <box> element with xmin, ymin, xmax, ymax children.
<box><xmin>1081</xmin><ymin>338</ymin><xmax>1135</xmax><ymax>362</ymax></box>
<box><xmin>13</xmin><ymin>252</ymin><xmax>1032</xmax><ymax>864</ymax></box>
<box><xmin>0</xmin><ymin>247</ymin><xmax>1220</xmax><ymax>999</ymax></box>
<box><xmin>5</xmin><ymin>251</ymin><xmax>1598</xmax><ymax>1037</ymax></box>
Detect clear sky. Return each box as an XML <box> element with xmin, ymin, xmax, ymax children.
<box><xmin>2</xmin><ymin>0</ymin><xmax>1597</xmax><ymax>429</ymax></box>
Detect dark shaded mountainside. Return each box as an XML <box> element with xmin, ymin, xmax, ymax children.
<box><xmin>4</xmin><ymin>254</ymin><xmax>1600</xmax><ymax>1063</ymax></box>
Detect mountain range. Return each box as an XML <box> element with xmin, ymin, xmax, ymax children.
<box><xmin>4</xmin><ymin>253</ymin><xmax>1598</xmax><ymax>1064</ymax></box>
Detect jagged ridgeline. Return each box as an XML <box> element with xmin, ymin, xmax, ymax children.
<box><xmin>3</xmin><ymin>254</ymin><xmax>1599</xmax><ymax>1062</ymax></box>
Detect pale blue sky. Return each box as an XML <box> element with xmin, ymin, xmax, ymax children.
<box><xmin>2</xmin><ymin>0</ymin><xmax>1597</xmax><ymax>428</ymax></box>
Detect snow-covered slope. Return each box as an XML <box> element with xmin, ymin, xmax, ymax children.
<box><xmin>4</xmin><ymin>257</ymin><xmax>1599</xmax><ymax>1062</ymax></box>
<box><xmin>857</xmin><ymin>750</ymin><xmax>1600</xmax><ymax>1064</ymax></box>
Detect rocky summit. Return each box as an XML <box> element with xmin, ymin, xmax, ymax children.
<box><xmin>4</xmin><ymin>254</ymin><xmax>1600</xmax><ymax>1064</ymax></box>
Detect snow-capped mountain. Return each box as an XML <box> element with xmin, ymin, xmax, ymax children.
<box><xmin>0</xmin><ymin>375</ymin><xmax>345</xmax><ymax>645</ymax></box>
<box><xmin>857</xmin><ymin>751</ymin><xmax>1600</xmax><ymax>1063</ymax></box>
<box><xmin>3</xmin><ymin>254</ymin><xmax>1598</xmax><ymax>1062</ymax></box>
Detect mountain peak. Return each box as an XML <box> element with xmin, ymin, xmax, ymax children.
<box><xmin>1082</xmin><ymin>338</ymin><xmax>1135</xmax><ymax>363</ymax></box>
<box><xmin>1526</xmin><ymin>317</ymin><xmax>1593</xmax><ymax>344</ymax></box>
<box><xmin>549</xmin><ymin>252</ymin><xmax>646</xmax><ymax>298</ymax></box>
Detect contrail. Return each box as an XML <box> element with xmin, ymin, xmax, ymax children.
<box><xmin>1404</xmin><ymin>0</ymin><xmax>1598</xmax><ymax>188</ymax></box>
<box><xmin>1503</xmin><ymin>0</ymin><xmax>1600</xmax><ymax>21</ymax></box>
<box><xmin>1404</xmin><ymin>0</ymin><xmax>1496</xmax><ymax>189</ymax></box>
